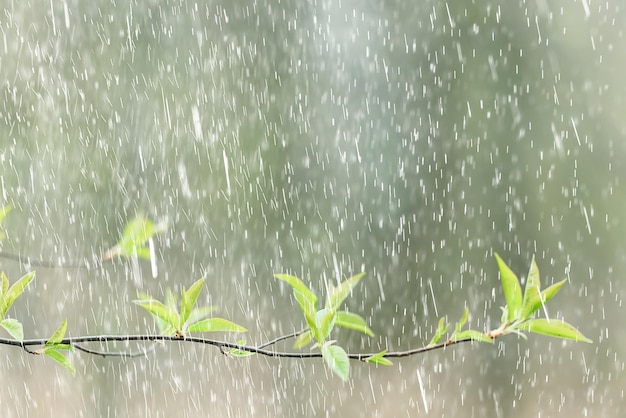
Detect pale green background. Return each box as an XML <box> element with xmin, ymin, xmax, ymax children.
<box><xmin>1</xmin><ymin>1</ymin><xmax>624</xmax><ymax>417</ymax></box>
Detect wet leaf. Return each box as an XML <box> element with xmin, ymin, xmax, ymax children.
<box><xmin>293</xmin><ymin>330</ymin><xmax>313</xmax><ymax>349</ymax></box>
<box><xmin>0</xmin><ymin>271</ymin><xmax>35</xmax><ymax>319</ymax></box>
<box><xmin>274</xmin><ymin>274</ymin><xmax>318</xmax><ymax>307</ymax></box>
<box><xmin>522</xmin><ymin>318</ymin><xmax>592</xmax><ymax>343</ymax></box>
<box><xmin>44</xmin><ymin>349</ymin><xmax>76</xmax><ymax>376</ymax></box>
<box><xmin>428</xmin><ymin>317</ymin><xmax>449</xmax><ymax>346</ymax></box>
<box><xmin>0</xmin><ymin>318</ymin><xmax>24</xmax><ymax>341</ymax></box>
<box><xmin>326</xmin><ymin>272</ymin><xmax>366</xmax><ymax>311</ymax></box>
<box><xmin>133</xmin><ymin>299</ymin><xmax>180</xmax><ymax>332</ymax></box>
<box><xmin>494</xmin><ymin>253</ymin><xmax>522</xmax><ymax>322</ymax></box>
<box><xmin>180</xmin><ymin>277</ymin><xmax>205</xmax><ymax>325</ymax></box>
<box><xmin>365</xmin><ymin>350</ymin><xmax>393</xmax><ymax>366</ymax></box>
<box><xmin>521</xmin><ymin>256</ymin><xmax>542</xmax><ymax>319</ymax></box>
<box><xmin>321</xmin><ymin>343</ymin><xmax>350</xmax><ymax>381</ymax></box>
<box><xmin>335</xmin><ymin>311</ymin><xmax>374</xmax><ymax>336</ymax></box>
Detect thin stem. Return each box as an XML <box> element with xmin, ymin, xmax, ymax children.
<box><xmin>0</xmin><ymin>333</ymin><xmax>485</xmax><ymax>361</ymax></box>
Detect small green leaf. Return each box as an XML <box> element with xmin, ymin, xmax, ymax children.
<box><xmin>365</xmin><ymin>350</ymin><xmax>393</xmax><ymax>366</ymax></box>
<box><xmin>46</xmin><ymin>319</ymin><xmax>69</xmax><ymax>346</ymax></box>
<box><xmin>104</xmin><ymin>216</ymin><xmax>165</xmax><ymax>260</ymax></box>
<box><xmin>428</xmin><ymin>317</ymin><xmax>449</xmax><ymax>346</ymax></box>
<box><xmin>541</xmin><ymin>279</ymin><xmax>567</xmax><ymax>305</ymax></box>
<box><xmin>454</xmin><ymin>307</ymin><xmax>469</xmax><ymax>335</ymax></box>
<box><xmin>229</xmin><ymin>340</ymin><xmax>254</xmax><ymax>357</ymax></box>
<box><xmin>0</xmin><ymin>204</ymin><xmax>11</xmax><ymax>241</ymax></box>
<box><xmin>453</xmin><ymin>329</ymin><xmax>493</xmax><ymax>344</ymax></box>
<box><xmin>520</xmin><ymin>256</ymin><xmax>542</xmax><ymax>319</ymax></box>
<box><xmin>180</xmin><ymin>277</ymin><xmax>205</xmax><ymax>325</ymax></box>
<box><xmin>0</xmin><ymin>204</ymin><xmax>11</xmax><ymax>223</ymax></box>
<box><xmin>0</xmin><ymin>271</ymin><xmax>35</xmax><ymax>319</ymax></box>
<box><xmin>521</xmin><ymin>318</ymin><xmax>592</xmax><ymax>343</ymax></box>
<box><xmin>316</xmin><ymin>308</ymin><xmax>337</xmax><ymax>340</ymax></box>
<box><xmin>44</xmin><ymin>349</ymin><xmax>76</xmax><ymax>375</ymax></box>
<box><xmin>335</xmin><ymin>311</ymin><xmax>374</xmax><ymax>336</ymax></box>
<box><xmin>187</xmin><ymin>318</ymin><xmax>247</xmax><ymax>333</ymax></box>
<box><xmin>274</xmin><ymin>274</ymin><xmax>318</xmax><ymax>306</ymax></box>
<box><xmin>293</xmin><ymin>290</ymin><xmax>321</xmax><ymax>341</ymax></box>
<box><xmin>0</xmin><ymin>318</ymin><xmax>24</xmax><ymax>341</ymax></box>
<box><xmin>326</xmin><ymin>272</ymin><xmax>366</xmax><ymax>311</ymax></box>
<box><xmin>133</xmin><ymin>299</ymin><xmax>180</xmax><ymax>332</ymax></box>
<box><xmin>494</xmin><ymin>253</ymin><xmax>522</xmax><ymax>322</ymax></box>
<box><xmin>293</xmin><ymin>330</ymin><xmax>313</xmax><ymax>349</ymax></box>
<box><xmin>186</xmin><ymin>305</ymin><xmax>217</xmax><ymax>324</ymax></box>
<box><xmin>1</xmin><ymin>272</ymin><xmax>9</xmax><ymax>299</ymax></box>
<box><xmin>321</xmin><ymin>343</ymin><xmax>350</xmax><ymax>381</ymax></box>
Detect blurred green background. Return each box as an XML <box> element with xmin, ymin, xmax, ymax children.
<box><xmin>1</xmin><ymin>0</ymin><xmax>624</xmax><ymax>417</ymax></box>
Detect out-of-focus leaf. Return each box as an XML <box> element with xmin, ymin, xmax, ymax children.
<box><xmin>326</xmin><ymin>272</ymin><xmax>366</xmax><ymax>311</ymax></box>
<box><xmin>335</xmin><ymin>311</ymin><xmax>374</xmax><ymax>336</ymax></box>
<box><xmin>521</xmin><ymin>318</ymin><xmax>592</xmax><ymax>343</ymax></box>
<box><xmin>293</xmin><ymin>330</ymin><xmax>313</xmax><ymax>349</ymax></box>
<box><xmin>365</xmin><ymin>350</ymin><xmax>393</xmax><ymax>366</ymax></box>
<box><xmin>0</xmin><ymin>271</ymin><xmax>35</xmax><ymax>319</ymax></box>
<box><xmin>229</xmin><ymin>340</ymin><xmax>254</xmax><ymax>357</ymax></box>
<box><xmin>454</xmin><ymin>307</ymin><xmax>469</xmax><ymax>335</ymax></box>
<box><xmin>103</xmin><ymin>216</ymin><xmax>165</xmax><ymax>260</ymax></box>
<box><xmin>0</xmin><ymin>318</ymin><xmax>23</xmax><ymax>341</ymax></box>
<box><xmin>321</xmin><ymin>343</ymin><xmax>350</xmax><ymax>381</ymax></box>
<box><xmin>186</xmin><ymin>305</ymin><xmax>217</xmax><ymax>324</ymax></box>
<box><xmin>187</xmin><ymin>318</ymin><xmax>247</xmax><ymax>333</ymax></box>
<box><xmin>494</xmin><ymin>253</ymin><xmax>522</xmax><ymax>322</ymax></box>
<box><xmin>1</xmin><ymin>272</ymin><xmax>9</xmax><ymax>299</ymax></box>
<box><xmin>0</xmin><ymin>204</ymin><xmax>11</xmax><ymax>240</ymax></box>
<box><xmin>274</xmin><ymin>274</ymin><xmax>318</xmax><ymax>306</ymax></box>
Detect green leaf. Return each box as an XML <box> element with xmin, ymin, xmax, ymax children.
<box><xmin>187</xmin><ymin>318</ymin><xmax>247</xmax><ymax>333</ymax></box>
<box><xmin>1</xmin><ymin>272</ymin><xmax>9</xmax><ymax>299</ymax></box>
<box><xmin>316</xmin><ymin>308</ymin><xmax>337</xmax><ymax>340</ymax></box>
<box><xmin>274</xmin><ymin>274</ymin><xmax>318</xmax><ymax>307</ymax></box>
<box><xmin>335</xmin><ymin>311</ymin><xmax>374</xmax><ymax>336</ymax></box>
<box><xmin>104</xmin><ymin>216</ymin><xmax>165</xmax><ymax>260</ymax></box>
<box><xmin>365</xmin><ymin>349</ymin><xmax>393</xmax><ymax>366</ymax></box>
<box><xmin>293</xmin><ymin>290</ymin><xmax>321</xmax><ymax>341</ymax></box>
<box><xmin>541</xmin><ymin>279</ymin><xmax>567</xmax><ymax>306</ymax></box>
<box><xmin>44</xmin><ymin>349</ymin><xmax>76</xmax><ymax>375</ymax></box>
<box><xmin>186</xmin><ymin>305</ymin><xmax>217</xmax><ymax>324</ymax></box>
<box><xmin>133</xmin><ymin>299</ymin><xmax>180</xmax><ymax>331</ymax></box>
<box><xmin>494</xmin><ymin>253</ymin><xmax>522</xmax><ymax>322</ymax></box>
<box><xmin>521</xmin><ymin>318</ymin><xmax>592</xmax><ymax>343</ymax></box>
<box><xmin>46</xmin><ymin>319</ymin><xmax>69</xmax><ymax>346</ymax></box>
<box><xmin>326</xmin><ymin>272</ymin><xmax>366</xmax><ymax>311</ymax></box>
<box><xmin>0</xmin><ymin>318</ymin><xmax>24</xmax><ymax>341</ymax></box>
<box><xmin>180</xmin><ymin>277</ymin><xmax>205</xmax><ymax>325</ymax></box>
<box><xmin>293</xmin><ymin>330</ymin><xmax>313</xmax><ymax>349</ymax></box>
<box><xmin>454</xmin><ymin>307</ymin><xmax>469</xmax><ymax>335</ymax></box>
<box><xmin>520</xmin><ymin>256</ymin><xmax>542</xmax><ymax>319</ymax></box>
<box><xmin>453</xmin><ymin>329</ymin><xmax>493</xmax><ymax>344</ymax></box>
<box><xmin>0</xmin><ymin>204</ymin><xmax>11</xmax><ymax>223</ymax></box>
<box><xmin>0</xmin><ymin>204</ymin><xmax>11</xmax><ymax>241</ymax></box>
<box><xmin>0</xmin><ymin>271</ymin><xmax>35</xmax><ymax>319</ymax></box>
<box><xmin>428</xmin><ymin>317</ymin><xmax>449</xmax><ymax>346</ymax></box>
<box><xmin>229</xmin><ymin>340</ymin><xmax>254</xmax><ymax>357</ymax></box>
<box><xmin>321</xmin><ymin>344</ymin><xmax>350</xmax><ymax>381</ymax></box>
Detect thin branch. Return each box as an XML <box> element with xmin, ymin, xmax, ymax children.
<box><xmin>256</xmin><ymin>328</ymin><xmax>308</xmax><ymax>349</ymax></box>
<box><xmin>0</xmin><ymin>333</ymin><xmax>485</xmax><ymax>361</ymax></box>
<box><xmin>0</xmin><ymin>250</ymin><xmax>99</xmax><ymax>269</ymax></box>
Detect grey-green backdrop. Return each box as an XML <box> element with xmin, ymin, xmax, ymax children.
<box><xmin>1</xmin><ymin>1</ymin><xmax>624</xmax><ymax>417</ymax></box>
